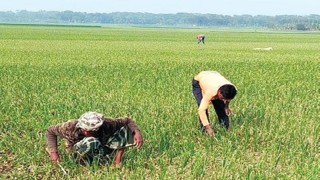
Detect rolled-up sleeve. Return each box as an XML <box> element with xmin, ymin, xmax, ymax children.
<box><xmin>45</xmin><ymin>120</ymin><xmax>77</xmax><ymax>153</ymax></box>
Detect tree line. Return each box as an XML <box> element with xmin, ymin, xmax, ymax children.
<box><xmin>0</xmin><ymin>10</ymin><xmax>319</xmax><ymax>31</ymax></box>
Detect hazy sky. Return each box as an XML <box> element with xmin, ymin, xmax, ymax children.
<box><xmin>0</xmin><ymin>0</ymin><xmax>319</xmax><ymax>16</ymax></box>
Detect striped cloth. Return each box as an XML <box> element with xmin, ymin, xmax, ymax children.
<box><xmin>106</xmin><ymin>126</ymin><xmax>135</xmax><ymax>149</ymax></box>
<box><xmin>73</xmin><ymin>126</ymin><xmax>134</xmax><ymax>163</ymax></box>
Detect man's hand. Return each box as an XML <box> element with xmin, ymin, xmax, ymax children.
<box><xmin>204</xmin><ymin>125</ymin><xmax>215</xmax><ymax>136</ymax></box>
<box><xmin>50</xmin><ymin>152</ymin><xmax>60</xmax><ymax>162</ymax></box>
<box><xmin>133</xmin><ymin>130</ymin><xmax>143</xmax><ymax>148</ymax></box>
<box><xmin>225</xmin><ymin>107</ymin><xmax>232</xmax><ymax>116</ymax></box>
<box><xmin>46</xmin><ymin>148</ymin><xmax>60</xmax><ymax>162</ymax></box>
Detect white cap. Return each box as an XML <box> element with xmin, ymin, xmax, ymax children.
<box><xmin>76</xmin><ymin>112</ymin><xmax>104</xmax><ymax>131</ymax></box>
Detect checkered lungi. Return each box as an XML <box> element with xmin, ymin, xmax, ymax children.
<box><xmin>73</xmin><ymin>127</ymin><xmax>133</xmax><ymax>164</ymax></box>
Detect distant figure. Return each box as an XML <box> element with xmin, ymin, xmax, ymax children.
<box><xmin>197</xmin><ymin>34</ymin><xmax>205</xmax><ymax>44</ymax></box>
<box><xmin>45</xmin><ymin>111</ymin><xmax>143</xmax><ymax>168</ymax></box>
<box><xmin>192</xmin><ymin>71</ymin><xmax>237</xmax><ymax>136</ymax></box>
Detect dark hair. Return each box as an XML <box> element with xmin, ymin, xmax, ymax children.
<box><xmin>219</xmin><ymin>85</ymin><xmax>237</xmax><ymax>99</ymax></box>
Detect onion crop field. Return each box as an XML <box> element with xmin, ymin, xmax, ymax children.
<box><xmin>0</xmin><ymin>25</ymin><xmax>319</xmax><ymax>179</ymax></box>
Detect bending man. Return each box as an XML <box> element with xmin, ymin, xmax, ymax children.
<box><xmin>46</xmin><ymin>111</ymin><xmax>143</xmax><ymax>167</ymax></box>
<box><xmin>192</xmin><ymin>71</ymin><xmax>237</xmax><ymax>136</ymax></box>
<box><xmin>197</xmin><ymin>34</ymin><xmax>205</xmax><ymax>44</ymax></box>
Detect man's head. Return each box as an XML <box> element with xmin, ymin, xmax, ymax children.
<box><xmin>218</xmin><ymin>85</ymin><xmax>237</xmax><ymax>100</ymax></box>
<box><xmin>76</xmin><ymin>112</ymin><xmax>104</xmax><ymax>136</ymax></box>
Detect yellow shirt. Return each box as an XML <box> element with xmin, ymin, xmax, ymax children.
<box><xmin>195</xmin><ymin>71</ymin><xmax>234</xmax><ymax>97</ymax></box>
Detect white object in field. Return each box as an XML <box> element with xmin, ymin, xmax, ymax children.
<box><xmin>253</xmin><ymin>47</ymin><xmax>273</xmax><ymax>51</ymax></box>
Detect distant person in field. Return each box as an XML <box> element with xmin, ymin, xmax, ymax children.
<box><xmin>192</xmin><ymin>71</ymin><xmax>237</xmax><ymax>136</ymax></box>
<box><xmin>45</xmin><ymin>111</ymin><xmax>143</xmax><ymax>168</ymax></box>
<box><xmin>197</xmin><ymin>34</ymin><xmax>205</xmax><ymax>44</ymax></box>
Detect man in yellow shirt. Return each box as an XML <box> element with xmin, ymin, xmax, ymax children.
<box><xmin>192</xmin><ymin>71</ymin><xmax>237</xmax><ymax>136</ymax></box>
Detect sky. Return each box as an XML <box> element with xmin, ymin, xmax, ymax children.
<box><xmin>0</xmin><ymin>0</ymin><xmax>319</xmax><ymax>16</ymax></box>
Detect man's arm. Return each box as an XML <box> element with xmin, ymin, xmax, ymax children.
<box><xmin>46</xmin><ymin>125</ymin><xmax>61</xmax><ymax>162</ymax></box>
<box><xmin>224</xmin><ymin>100</ymin><xmax>232</xmax><ymax>116</ymax></box>
<box><xmin>113</xmin><ymin>148</ymin><xmax>125</xmax><ymax>168</ymax></box>
<box><xmin>198</xmin><ymin>93</ymin><xmax>215</xmax><ymax>136</ymax></box>
<box><xmin>224</xmin><ymin>100</ymin><xmax>229</xmax><ymax>108</ymax></box>
<box><xmin>45</xmin><ymin>120</ymin><xmax>77</xmax><ymax>162</ymax></box>
<box><xmin>111</xmin><ymin>117</ymin><xmax>143</xmax><ymax>148</ymax></box>
<box><xmin>198</xmin><ymin>92</ymin><xmax>215</xmax><ymax>126</ymax></box>
<box><xmin>198</xmin><ymin>98</ymin><xmax>210</xmax><ymax>126</ymax></box>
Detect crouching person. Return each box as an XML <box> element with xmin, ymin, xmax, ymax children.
<box><xmin>45</xmin><ymin>111</ymin><xmax>143</xmax><ymax>168</ymax></box>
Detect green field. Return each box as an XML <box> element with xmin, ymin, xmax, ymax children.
<box><xmin>0</xmin><ymin>25</ymin><xmax>319</xmax><ymax>179</ymax></box>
